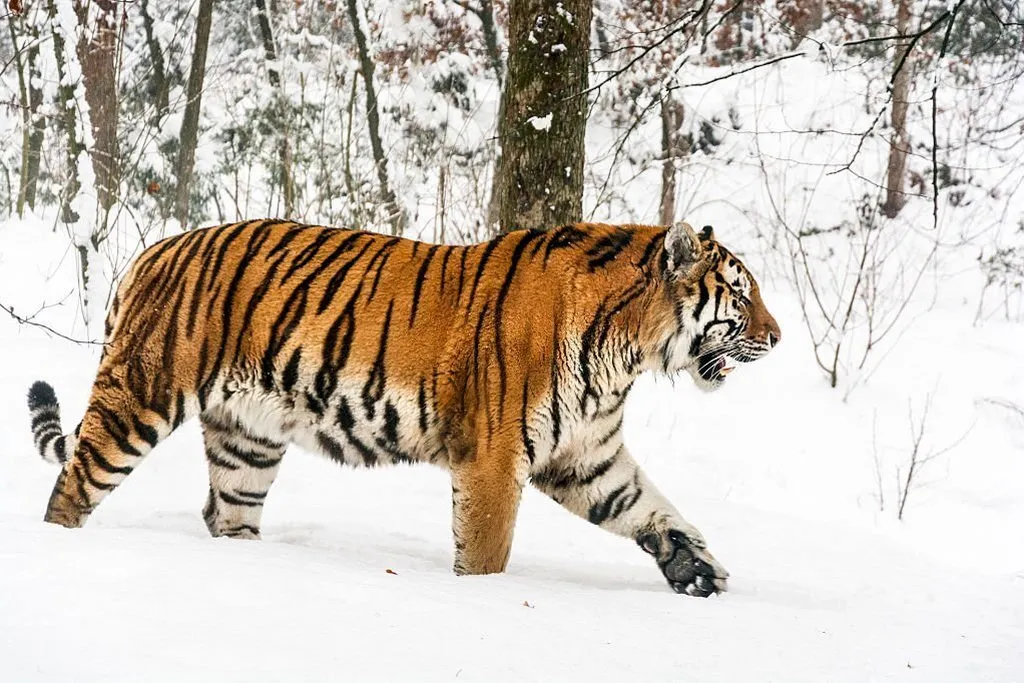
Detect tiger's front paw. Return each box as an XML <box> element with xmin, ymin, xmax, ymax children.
<box><xmin>637</xmin><ymin>528</ymin><xmax>729</xmax><ymax>597</ymax></box>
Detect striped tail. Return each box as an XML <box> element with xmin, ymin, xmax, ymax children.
<box><xmin>28</xmin><ymin>381</ymin><xmax>78</xmax><ymax>465</ymax></box>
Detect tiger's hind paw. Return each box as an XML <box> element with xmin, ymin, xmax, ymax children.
<box><xmin>638</xmin><ymin>528</ymin><xmax>729</xmax><ymax>597</ymax></box>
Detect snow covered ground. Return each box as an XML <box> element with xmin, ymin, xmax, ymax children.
<box><xmin>1</xmin><ymin>270</ymin><xmax>1022</xmax><ymax>682</ymax></box>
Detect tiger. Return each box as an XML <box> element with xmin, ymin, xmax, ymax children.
<box><xmin>28</xmin><ymin>219</ymin><xmax>779</xmax><ymax>597</ymax></box>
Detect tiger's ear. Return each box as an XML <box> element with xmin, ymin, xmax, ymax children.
<box><xmin>664</xmin><ymin>221</ymin><xmax>704</xmax><ymax>279</ymax></box>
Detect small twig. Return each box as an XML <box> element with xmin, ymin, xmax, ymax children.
<box><xmin>976</xmin><ymin>397</ymin><xmax>1024</xmax><ymax>421</ymax></box>
<box><xmin>931</xmin><ymin>1</ymin><xmax>966</xmax><ymax>232</ymax></box>
<box><xmin>0</xmin><ymin>301</ymin><xmax>104</xmax><ymax>346</ymax></box>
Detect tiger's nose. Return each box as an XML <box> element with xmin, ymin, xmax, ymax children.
<box><xmin>767</xmin><ymin>331</ymin><xmax>779</xmax><ymax>348</ymax></box>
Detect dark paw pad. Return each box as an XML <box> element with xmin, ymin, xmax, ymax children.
<box><xmin>645</xmin><ymin>528</ymin><xmax>728</xmax><ymax>597</ymax></box>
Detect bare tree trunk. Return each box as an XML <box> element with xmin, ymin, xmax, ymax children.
<box><xmin>476</xmin><ymin>0</ymin><xmax>504</xmax><ymax>85</ymax></box>
<box><xmin>492</xmin><ymin>0</ymin><xmax>592</xmax><ymax>234</ymax></box>
<box><xmin>48</xmin><ymin>0</ymin><xmax>83</xmax><ymax>225</ymax></box>
<box><xmin>882</xmin><ymin>0</ymin><xmax>912</xmax><ymax>219</ymax></box>
<box><xmin>346</xmin><ymin>0</ymin><xmax>405</xmax><ymax>235</ymax></box>
<box><xmin>175</xmin><ymin>0</ymin><xmax>215</xmax><ymax>228</ymax></box>
<box><xmin>659</xmin><ymin>94</ymin><xmax>685</xmax><ymax>226</ymax></box>
<box><xmin>141</xmin><ymin>0</ymin><xmax>170</xmax><ymax>123</ymax></box>
<box><xmin>9</xmin><ymin>10</ymin><xmax>45</xmax><ymax>215</ymax></box>
<box><xmin>74</xmin><ymin>0</ymin><xmax>121</xmax><ymax>224</ymax></box>
<box><xmin>254</xmin><ymin>0</ymin><xmax>295</xmax><ymax>218</ymax></box>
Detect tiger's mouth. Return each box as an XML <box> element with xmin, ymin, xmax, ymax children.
<box><xmin>696</xmin><ymin>353</ymin><xmax>740</xmax><ymax>384</ymax></box>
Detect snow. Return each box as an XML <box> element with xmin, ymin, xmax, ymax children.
<box><xmin>0</xmin><ymin>221</ymin><xmax>1022</xmax><ymax>681</ymax></box>
<box><xmin>527</xmin><ymin>112</ymin><xmax>553</xmax><ymax>131</ymax></box>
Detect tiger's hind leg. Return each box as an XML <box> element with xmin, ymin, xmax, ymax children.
<box><xmin>43</xmin><ymin>377</ymin><xmax>187</xmax><ymax>528</ymax></box>
<box><xmin>200</xmin><ymin>407</ymin><xmax>286</xmax><ymax>540</ymax></box>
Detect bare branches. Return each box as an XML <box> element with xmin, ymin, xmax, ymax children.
<box><xmin>0</xmin><ymin>300</ymin><xmax>103</xmax><ymax>346</ymax></box>
<box><xmin>895</xmin><ymin>393</ymin><xmax>973</xmax><ymax>520</ymax></box>
<box><xmin>571</xmin><ymin>0</ymin><xmax>710</xmax><ymax>101</ymax></box>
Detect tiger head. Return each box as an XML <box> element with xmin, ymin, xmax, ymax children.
<box><xmin>657</xmin><ymin>221</ymin><xmax>780</xmax><ymax>392</ymax></box>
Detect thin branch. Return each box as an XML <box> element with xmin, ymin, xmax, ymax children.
<box><xmin>569</xmin><ymin>0</ymin><xmax>710</xmax><ymax>101</ymax></box>
<box><xmin>931</xmin><ymin>1</ymin><xmax>965</xmax><ymax>231</ymax></box>
<box><xmin>0</xmin><ymin>301</ymin><xmax>104</xmax><ymax>346</ymax></box>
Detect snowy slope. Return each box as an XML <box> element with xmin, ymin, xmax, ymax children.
<box><xmin>1</xmin><ymin>297</ymin><xmax>1022</xmax><ymax>682</ymax></box>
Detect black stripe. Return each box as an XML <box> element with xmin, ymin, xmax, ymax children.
<box><xmin>596</xmin><ymin>418</ymin><xmax>624</xmax><ymax>447</ymax></box>
<box><xmin>610</xmin><ymin>483</ymin><xmax>642</xmax><ymax>520</ymax></box>
<box><xmin>578</xmin><ymin>306</ymin><xmax>604</xmax><ymax>411</ymax></box>
<box><xmin>456</xmin><ymin>247</ymin><xmax>470</xmax><ymax>299</ymax></box>
<box><xmin>259</xmin><ymin>286</ymin><xmax>309</xmax><ymax>391</ymax></box>
<box><xmin>206</xmin><ymin>221</ymin><xmax>260</xmax><ymax>293</ymax></box>
<box><xmin>131</xmin><ymin>414</ymin><xmax>159</xmax><ymax>448</ymax></box>
<box><xmin>383</xmin><ymin>401</ymin><xmax>400</xmax><ymax>445</ymax></box>
<box><xmin>232</xmin><ymin>489</ymin><xmax>268</xmax><ymax>500</ymax></box>
<box><xmin>493</xmin><ymin>230</ymin><xmax>544</xmax><ymax>419</ymax></box>
<box><xmin>218</xmin><ymin>490</ymin><xmax>263</xmax><ymax>507</ymax></box>
<box><xmin>637</xmin><ymin>233</ymin><xmax>663</xmax><ymax>271</ymax></box>
<box><xmin>231</xmin><ymin>246</ymin><xmax>298</xmax><ymax>366</ymax></box>
<box><xmin>94</xmin><ymin>405</ymin><xmax>141</xmax><ymax>457</ymax></box>
<box><xmin>317</xmin><ymin>236</ymin><xmax>373</xmax><ymax>314</ymax></box>
<box><xmin>282</xmin><ymin>347</ymin><xmax>302</xmax><ymax>393</ymax></box>
<box><xmin>77</xmin><ymin>456</ymin><xmax>118</xmax><ymax>491</ymax></box>
<box><xmin>465</xmin><ymin>232</ymin><xmax>511</xmax><ymax>316</ymax></box>
<box><xmin>417</xmin><ymin>377</ymin><xmax>429</xmax><ymax>432</ymax></box>
<box><xmin>365</xmin><ymin>238</ymin><xmax>402</xmax><ymax>302</ymax></box>
<box><xmin>317</xmin><ymin>432</ymin><xmax>346</xmax><ymax>464</ymax></box>
<box><xmin>693</xmin><ymin>277</ymin><xmax>710</xmax><ymax>320</ymax></box>
<box><xmin>409</xmin><ymin>244</ymin><xmax>440</xmax><ymax>328</ymax></box>
<box><xmin>520</xmin><ymin>380</ymin><xmax>536</xmax><ymax>464</ymax></box>
<box><xmin>206</xmin><ymin>447</ymin><xmax>241</xmax><ymax>471</ymax></box>
<box><xmin>204</xmin><ymin>226</ymin><xmax>276</xmax><ymax>393</ymax></box>
<box><xmin>221</xmin><ymin>440</ymin><xmax>282</xmax><ymax>469</ymax></box>
<box><xmin>315</xmin><ymin>280</ymin><xmax>364</xmax><ymax>402</ymax></box>
<box><xmin>281</xmin><ymin>228</ymin><xmax>338</xmax><ymax>283</ymax></box>
<box><xmin>586</xmin><ymin>229</ymin><xmax>632</xmax><ymax>270</ymax></box>
<box><xmin>596</xmin><ymin>279</ymin><xmax>648</xmax><ymax>349</ymax></box>
<box><xmin>580</xmin><ymin>449</ymin><xmax>621</xmax><ymax>486</ymax></box>
<box><xmin>550</xmin><ymin>327</ymin><xmax>562</xmax><ymax>451</ymax></box>
<box><xmin>337</xmin><ymin>397</ymin><xmax>378</xmax><ymax>466</ymax></box>
<box><xmin>588</xmin><ymin>481</ymin><xmax>631</xmax><ymax>525</ymax></box>
<box><xmin>172</xmin><ymin>391</ymin><xmax>187</xmax><ymax>429</ymax></box>
<box><xmin>37</xmin><ymin>429</ymin><xmax>62</xmax><ymax>450</ymax></box>
<box><xmin>266</xmin><ymin>223</ymin><xmax>307</xmax><ymax>258</ymax></box>
<box><xmin>362</xmin><ymin>301</ymin><xmax>394</xmax><ymax>420</ymax></box>
<box><xmin>81</xmin><ymin>440</ymin><xmax>134</xmax><ymax>477</ymax></box>
<box><xmin>438</xmin><ymin>246</ymin><xmax>454</xmax><ymax>295</ymax></box>
<box><xmin>544</xmin><ymin>225</ymin><xmax>588</xmax><ymax>266</ymax></box>
<box><xmin>31</xmin><ymin>411</ymin><xmax>59</xmax><ymax>431</ymax></box>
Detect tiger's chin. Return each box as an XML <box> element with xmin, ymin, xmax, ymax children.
<box><xmin>687</xmin><ymin>354</ymin><xmax>738</xmax><ymax>393</ymax></box>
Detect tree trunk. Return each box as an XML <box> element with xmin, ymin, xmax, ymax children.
<box><xmin>74</xmin><ymin>0</ymin><xmax>121</xmax><ymax>222</ymax></box>
<box><xmin>9</xmin><ymin>10</ymin><xmax>45</xmax><ymax>215</ymax></box>
<box><xmin>492</xmin><ymin>0</ymin><xmax>592</xmax><ymax>234</ymax></box>
<box><xmin>346</xmin><ymin>0</ymin><xmax>406</xmax><ymax>235</ymax></box>
<box><xmin>882</xmin><ymin>0</ymin><xmax>912</xmax><ymax>219</ymax></box>
<box><xmin>141</xmin><ymin>0</ymin><xmax>170</xmax><ymax>123</ymax></box>
<box><xmin>48</xmin><ymin>0</ymin><xmax>83</xmax><ymax>225</ymax></box>
<box><xmin>659</xmin><ymin>94</ymin><xmax>685</xmax><ymax>226</ymax></box>
<box><xmin>254</xmin><ymin>0</ymin><xmax>295</xmax><ymax>218</ymax></box>
<box><xmin>175</xmin><ymin>0</ymin><xmax>215</xmax><ymax>228</ymax></box>
<box><xmin>476</xmin><ymin>0</ymin><xmax>504</xmax><ymax>85</ymax></box>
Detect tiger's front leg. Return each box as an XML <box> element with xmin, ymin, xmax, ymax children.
<box><xmin>531</xmin><ymin>444</ymin><xmax>729</xmax><ymax>596</ymax></box>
